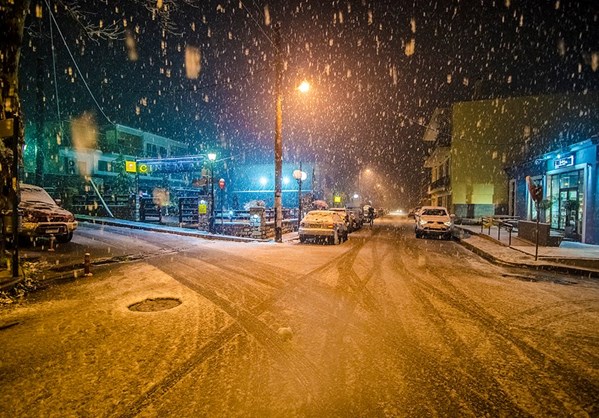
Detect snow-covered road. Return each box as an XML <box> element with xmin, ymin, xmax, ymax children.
<box><xmin>1</xmin><ymin>218</ymin><xmax>598</xmax><ymax>416</ymax></box>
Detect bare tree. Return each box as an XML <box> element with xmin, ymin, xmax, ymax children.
<box><xmin>0</xmin><ymin>0</ymin><xmax>199</xmax><ymax>214</ymax></box>
<box><xmin>0</xmin><ymin>0</ymin><xmax>30</xmax><ymax>214</ymax></box>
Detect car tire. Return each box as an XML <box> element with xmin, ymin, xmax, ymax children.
<box><xmin>415</xmin><ymin>231</ymin><xmax>421</xmax><ymax>239</ymax></box>
<box><xmin>56</xmin><ymin>232</ymin><xmax>73</xmax><ymax>243</ymax></box>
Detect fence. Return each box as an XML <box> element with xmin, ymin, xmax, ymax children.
<box><xmin>480</xmin><ymin>215</ymin><xmax>519</xmax><ymax>246</ymax></box>
<box><xmin>71</xmin><ymin>194</ymin><xmax>133</xmax><ymax>219</ymax></box>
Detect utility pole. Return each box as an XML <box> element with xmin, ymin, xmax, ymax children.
<box><xmin>11</xmin><ymin>117</ymin><xmax>20</xmax><ymax>278</ymax></box>
<box><xmin>273</xmin><ymin>22</ymin><xmax>283</xmax><ymax>243</ymax></box>
<box><xmin>297</xmin><ymin>162</ymin><xmax>303</xmax><ymax>230</ymax></box>
<box><xmin>35</xmin><ymin>57</ymin><xmax>45</xmax><ymax>186</ymax></box>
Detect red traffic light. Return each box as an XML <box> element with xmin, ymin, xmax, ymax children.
<box><xmin>218</xmin><ymin>178</ymin><xmax>225</xmax><ymax>189</ymax></box>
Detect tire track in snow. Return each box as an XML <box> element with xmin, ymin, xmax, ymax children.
<box><xmin>399</xmin><ymin>237</ymin><xmax>599</xmax><ymax>415</ymax></box>
<box><xmin>116</xmin><ymin>238</ymin><xmax>371</xmax><ymax>417</ymax></box>
<box><xmin>346</xmin><ymin>226</ymin><xmax>512</xmax><ymax>416</ymax></box>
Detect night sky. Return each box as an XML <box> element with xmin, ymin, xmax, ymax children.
<box><xmin>19</xmin><ymin>0</ymin><xmax>599</xmax><ymax>208</ymax></box>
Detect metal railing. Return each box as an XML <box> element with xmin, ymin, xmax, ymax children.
<box><xmin>480</xmin><ymin>215</ymin><xmax>519</xmax><ymax>246</ymax></box>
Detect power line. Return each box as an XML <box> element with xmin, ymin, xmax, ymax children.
<box><xmin>44</xmin><ymin>0</ymin><xmax>115</xmax><ymax>126</ymax></box>
<box><xmin>48</xmin><ymin>2</ymin><xmax>63</xmax><ymax>136</ymax></box>
<box><xmin>239</xmin><ymin>0</ymin><xmax>279</xmax><ymax>53</ymax></box>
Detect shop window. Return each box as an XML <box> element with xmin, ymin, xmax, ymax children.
<box><xmin>98</xmin><ymin>160</ymin><xmax>110</xmax><ymax>172</ymax></box>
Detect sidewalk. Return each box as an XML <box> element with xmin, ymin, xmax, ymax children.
<box><xmin>455</xmin><ymin>224</ymin><xmax>599</xmax><ymax>277</ymax></box>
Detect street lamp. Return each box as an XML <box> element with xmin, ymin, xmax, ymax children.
<box><xmin>293</xmin><ymin>163</ymin><xmax>307</xmax><ymax>230</ymax></box>
<box><xmin>297</xmin><ymin>80</ymin><xmax>311</xmax><ymax>93</ymax></box>
<box><xmin>208</xmin><ymin>152</ymin><xmax>217</xmax><ymax>233</ymax></box>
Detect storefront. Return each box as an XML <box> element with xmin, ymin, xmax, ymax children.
<box><xmin>510</xmin><ymin>138</ymin><xmax>599</xmax><ymax>245</ymax></box>
<box><xmin>547</xmin><ymin>163</ymin><xmax>585</xmax><ymax>241</ymax></box>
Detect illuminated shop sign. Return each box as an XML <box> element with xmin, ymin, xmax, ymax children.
<box><xmin>553</xmin><ymin>154</ymin><xmax>574</xmax><ymax>170</ymax></box>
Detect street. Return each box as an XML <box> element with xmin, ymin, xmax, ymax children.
<box><xmin>1</xmin><ymin>217</ymin><xmax>598</xmax><ymax>417</ymax></box>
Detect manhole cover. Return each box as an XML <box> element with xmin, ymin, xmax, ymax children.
<box><xmin>128</xmin><ymin>297</ymin><xmax>182</xmax><ymax>312</ymax></box>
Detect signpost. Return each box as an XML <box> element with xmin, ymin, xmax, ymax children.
<box><xmin>219</xmin><ymin>179</ymin><xmax>225</xmax><ymax>229</ymax></box>
<box><xmin>293</xmin><ymin>163</ymin><xmax>307</xmax><ymax>229</ymax></box>
<box><xmin>526</xmin><ymin>176</ymin><xmax>543</xmax><ymax>261</ymax></box>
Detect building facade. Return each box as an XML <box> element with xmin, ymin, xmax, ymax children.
<box><xmin>423</xmin><ymin>93</ymin><xmax>598</xmax><ymax>243</ymax></box>
<box><xmin>507</xmin><ymin>138</ymin><xmax>598</xmax><ymax>244</ymax></box>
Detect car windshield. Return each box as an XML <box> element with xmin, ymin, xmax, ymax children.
<box><xmin>20</xmin><ymin>186</ymin><xmax>56</xmax><ymax>206</ymax></box>
<box><xmin>304</xmin><ymin>211</ymin><xmax>340</xmax><ymax>222</ymax></box>
<box><xmin>421</xmin><ymin>209</ymin><xmax>447</xmax><ymax>216</ymax></box>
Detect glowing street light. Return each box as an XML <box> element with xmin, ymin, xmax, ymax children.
<box><xmin>293</xmin><ymin>163</ymin><xmax>308</xmax><ymax>230</ymax></box>
<box><xmin>297</xmin><ymin>80</ymin><xmax>311</xmax><ymax>93</ymax></box>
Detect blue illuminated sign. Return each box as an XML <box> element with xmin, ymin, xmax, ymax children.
<box><xmin>553</xmin><ymin>154</ymin><xmax>574</xmax><ymax>169</ymax></box>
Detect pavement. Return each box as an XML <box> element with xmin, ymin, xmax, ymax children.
<box><xmin>1</xmin><ymin>216</ymin><xmax>598</xmax><ymax>293</ymax></box>
<box><xmin>454</xmin><ymin>224</ymin><xmax>599</xmax><ymax>277</ymax></box>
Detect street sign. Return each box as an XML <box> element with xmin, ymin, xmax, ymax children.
<box><xmin>198</xmin><ymin>203</ymin><xmax>207</xmax><ymax>215</ymax></box>
<box><xmin>125</xmin><ymin>161</ymin><xmax>137</xmax><ymax>173</ymax></box>
<box><xmin>526</xmin><ymin>176</ymin><xmax>543</xmax><ymax>203</ymax></box>
<box><xmin>219</xmin><ymin>178</ymin><xmax>225</xmax><ymax>189</ymax></box>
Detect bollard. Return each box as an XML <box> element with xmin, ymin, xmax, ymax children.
<box><xmin>84</xmin><ymin>252</ymin><xmax>92</xmax><ymax>276</ymax></box>
<box><xmin>48</xmin><ymin>235</ymin><xmax>56</xmax><ymax>252</ymax></box>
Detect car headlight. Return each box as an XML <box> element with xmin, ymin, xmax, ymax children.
<box><xmin>444</xmin><ymin>221</ymin><xmax>452</xmax><ymax>227</ymax></box>
<box><xmin>419</xmin><ymin>219</ymin><xmax>427</xmax><ymax>225</ymax></box>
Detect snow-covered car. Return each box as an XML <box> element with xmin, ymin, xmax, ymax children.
<box><xmin>415</xmin><ymin>206</ymin><xmax>453</xmax><ymax>240</ymax></box>
<box><xmin>346</xmin><ymin>206</ymin><xmax>364</xmax><ymax>228</ymax></box>
<box><xmin>299</xmin><ymin>210</ymin><xmax>348</xmax><ymax>244</ymax></box>
<box><xmin>328</xmin><ymin>207</ymin><xmax>360</xmax><ymax>232</ymax></box>
<box><xmin>16</xmin><ymin>184</ymin><xmax>78</xmax><ymax>243</ymax></box>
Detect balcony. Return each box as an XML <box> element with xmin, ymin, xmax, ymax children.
<box><xmin>428</xmin><ymin>176</ymin><xmax>450</xmax><ymax>194</ymax></box>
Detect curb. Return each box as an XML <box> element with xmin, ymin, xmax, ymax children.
<box><xmin>78</xmin><ymin>216</ymin><xmax>270</xmax><ymax>243</ymax></box>
<box><xmin>455</xmin><ymin>234</ymin><xmax>599</xmax><ymax>278</ymax></box>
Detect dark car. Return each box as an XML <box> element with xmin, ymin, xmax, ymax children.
<box><xmin>13</xmin><ymin>184</ymin><xmax>78</xmax><ymax>243</ymax></box>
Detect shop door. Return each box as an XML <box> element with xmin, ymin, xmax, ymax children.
<box><xmin>558</xmin><ymin>188</ymin><xmax>579</xmax><ymax>234</ymax></box>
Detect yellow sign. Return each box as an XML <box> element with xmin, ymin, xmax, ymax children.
<box><xmin>138</xmin><ymin>163</ymin><xmax>149</xmax><ymax>174</ymax></box>
<box><xmin>334</xmin><ymin>195</ymin><xmax>342</xmax><ymax>203</ymax></box>
<box><xmin>198</xmin><ymin>203</ymin><xmax>207</xmax><ymax>215</ymax></box>
<box><xmin>125</xmin><ymin>161</ymin><xmax>137</xmax><ymax>173</ymax></box>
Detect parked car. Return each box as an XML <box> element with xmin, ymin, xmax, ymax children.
<box><xmin>414</xmin><ymin>206</ymin><xmax>453</xmax><ymax>240</ymax></box>
<box><xmin>328</xmin><ymin>207</ymin><xmax>359</xmax><ymax>232</ymax></box>
<box><xmin>11</xmin><ymin>184</ymin><xmax>78</xmax><ymax>243</ymax></box>
<box><xmin>299</xmin><ymin>210</ymin><xmax>348</xmax><ymax>244</ymax></box>
<box><xmin>346</xmin><ymin>206</ymin><xmax>364</xmax><ymax>228</ymax></box>
<box><xmin>408</xmin><ymin>207</ymin><xmax>421</xmax><ymax>219</ymax></box>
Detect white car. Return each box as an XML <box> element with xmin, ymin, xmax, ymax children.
<box><xmin>299</xmin><ymin>210</ymin><xmax>348</xmax><ymax>244</ymax></box>
<box><xmin>415</xmin><ymin>206</ymin><xmax>453</xmax><ymax>240</ymax></box>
